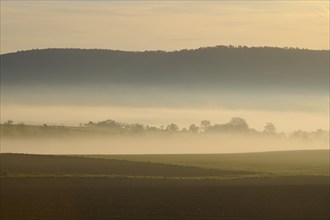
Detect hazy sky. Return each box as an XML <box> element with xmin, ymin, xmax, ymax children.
<box><xmin>1</xmin><ymin>1</ymin><xmax>329</xmax><ymax>54</ymax></box>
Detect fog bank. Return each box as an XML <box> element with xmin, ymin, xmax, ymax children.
<box><xmin>1</xmin><ymin>133</ymin><xmax>328</xmax><ymax>155</ymax></box>
<box><xmin>1</xmin><ymin>104</ymin><xmax>328</xmax><ymax>133</ymax></box>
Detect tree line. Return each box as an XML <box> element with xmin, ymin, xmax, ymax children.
<box><xmin>83</xmin><ymin>118</ymin><xmax>328</xmax><ymax>140</ymax></box>
<box><xmin>2</xmin><ymin>118</ymin><xmax>328</xmax><ymax>141</ymax></box>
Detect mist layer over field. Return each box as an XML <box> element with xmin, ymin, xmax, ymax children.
<box><xmin>1</xmin><ymin>104</ymin><xmax>328</xmax><ymax>133</ymax></box>
<box><xmin>1</xmin><ymin>132</ymin><xmax>328</xmax><ymax>155</ymax></box>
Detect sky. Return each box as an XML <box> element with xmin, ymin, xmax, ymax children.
<box><xmin>1</xmin><ymin>1</ymin><xmax>329</xmax><ymax>54</ymax></box>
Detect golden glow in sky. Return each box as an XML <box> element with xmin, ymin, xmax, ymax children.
<box><xmin>1</xmin><ymin>1</ymin><xmax>329</xmax><ymax>54</ymax></box>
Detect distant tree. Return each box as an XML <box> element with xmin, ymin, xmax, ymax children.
<box><xmin>207</xmin><ymin>117</ymin><xmax>250</xmax><ymax>133</ymax></box>
<box><xmin>96</xmin><ymin>119</ymin><xmax>121</xmax><ymax>128</ymax></box>
<box><xmin>17</xmin><ymin>122</ymin><xmax>25</xmax><ymax>127</ymax></box>
<box><xmin>166</xmin><ymin>123</ymin><xmax>179</xmax><ymax>132</ymax></box>
<box><xmin>228</xmin><ymin>117</ymin><xmax>249</xmax><ymax>129</ymax></box>
<box><xmin>4</xmin><ymin>120</ymin><xmax>13</xmax><ymax>125</ymax></box>
<box><xmin>311</xmin><ymin>129</ymin><xmax>329</xmax><ymax>139</ymax></box>
<box><xmin>146</xmin><ymin>125</ymin><xmax>159</xmax><ymax>132</ymax></box>
<box><xmin>200</xmin><ymin>120</ymin><xmax>211</xmax><ymax>132</ymax></box>
<box><xmin>291</xmin><ymin>129</ymin><xmax>329</xmax><ymax>141</ymax></box>
<box><xmin>129</xmin><ymin>123</ymin><xmax>144</xmax><ymax>133</ymax></box>
<box><xmin>263</xmin><ymin>122</ymin><xmax>276</xmax><ymax>134</ymax></box>
<box><xmin>85</xmin><ymin>121</ymin><xmax>95</xmax><ymax>127</ymax></box>
<box><xmin>290</xmin><ymin>130</ymin><xmax>309</xmax><ymax>139</ymax></box>
<box><xmin>188</xmin><ymin>124</ymin><xmax>199</xmax><ymax>133</ymax></box>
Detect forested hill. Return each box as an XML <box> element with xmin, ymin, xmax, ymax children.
<box><xmin>1</xmin><ymin>46</ymin><xmax>329</xmax><ymax>92</ymax></box>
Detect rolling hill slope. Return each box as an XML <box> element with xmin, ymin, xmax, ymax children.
<box><xmin>0</xmin><ymin>153</ymin><xmax>253</xmax><ymax>177</ymax></box>
<box><xmin>1</xmin><ymin>46</ymin><xmax>328</xmax><ymax>92</ymax></box>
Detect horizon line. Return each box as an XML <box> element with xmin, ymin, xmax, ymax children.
<box><xmin>2</xmin><ymin>44</ymin><xmax>329</xmax><ymax>56</ymax></box>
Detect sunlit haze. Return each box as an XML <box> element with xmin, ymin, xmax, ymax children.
<box><xmin>1</xmin><ymin>1</ymin><xmax>329</xmax><ymax>54</ymax></box>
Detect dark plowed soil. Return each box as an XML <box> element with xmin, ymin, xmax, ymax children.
<box><xmin>0</xmin><ymin>154</ymin><xmax>252</xmax><ymax>177</ymax></box>
<box><xmin>1</xmin><ymin>178</ymin><xmax>329</xmax><ymax>220</ymax></box>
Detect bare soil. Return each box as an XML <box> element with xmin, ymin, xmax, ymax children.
<box><xmin>1</xmin><ymin>177</ymin><xmax>329</xmax><ymax>220</ymax></box>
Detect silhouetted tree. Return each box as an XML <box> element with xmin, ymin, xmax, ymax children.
<box><xmin>85</xmin><ymin>121</ymin><xmax>95</xmax><ymax>127</ymax></box>
<box><xmin>146</xmin><ymin>125</ymin><xmax>159</xmax><ymax>131</ymax></box>
<box><xmin>263</xmin><ymin>122</ymin><xmax>276</xmax><ymax>134</ymax></box>
<box><xmin>206</xmin><ymin>117</ymin><xmax>250</xmax><ymax>133</ymax></box>
<box><xmin>166</xmin><ymin>123</ymin><xmax>179</xmax><ymax>132</ymax></box>
<box><xmin>129</xmin><ymin>123</ymin><xmax>144</xmax><ymax>133</ymax></box>
<box><xmin>189</xmin><ymin>124</ymin><xmax>199</xmax><ymax>133</ymax></box>
<box><xmin>200</xmin><ymin>120</ymin><xmax>211</xmax><ymax>132</ymax></box>
<box><xmin>4</xmin><ymin>120</ymin><xmax>13</xmax><ymax>126</ymax></box>
<box><xmin>228</xmin><ymin>117</ymin><xmax>249</xmax><ymax>129</ymax></box>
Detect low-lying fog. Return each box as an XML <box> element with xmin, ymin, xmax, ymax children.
<box><xmin>1</xmin><ymin>83</ymin><xmax>328</xmax><ymax>133</ymax></box>
<box><xmin>1</xmin><ymin>104</ymin><xmax>328</xmax><ymax>133</ymax></box>
<box><xmin>1</xmin><ymin>85</ymin><xmax>328</xmax><ymax>154</ymax></box>
<box><xmin>1</xmin><ymin>133</ymin><xmax>328</xmax><ymax>155</ymax></box>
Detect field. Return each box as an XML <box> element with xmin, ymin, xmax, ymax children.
<box><xmin>1</xmin><ymin>151</ymin><xmax>329</xmax><ymax>220</ymax></box>
<box><xmin>80</xmin><ymin>149</ymin><xmax>330</xmax><ymax>176</ymax></box>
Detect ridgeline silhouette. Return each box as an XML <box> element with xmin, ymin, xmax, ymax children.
<box><xmin>1</xmin><ymin>46</ymin><xmax>328</xmax><ymax>92</ymax></box>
